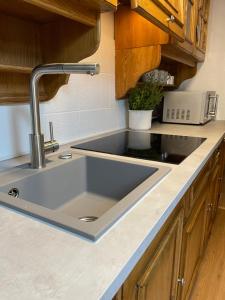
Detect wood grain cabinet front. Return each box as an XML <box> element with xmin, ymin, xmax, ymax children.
<box><xmin>178</xmin><ymin>190</ymin><xmax>207</xmax><ymax>300</ymax></box>
<box><xmin>131</xmin><ymin>0</ymin><xmax>185</xmax><ymax>40</ymax></box>
<box><xmin>115</xmin><ymin>0</ymin><xmax>211</xmax><ymax>99</ymax></box>
<box><xmin>195</xmin><ymin>0</ymin><xmax>210</xmax><ymax>52</ymax></box>
<box><xmin>164</xmin><ymin>0</ymin><xmax>211</xmax><ymax>62</ymax></box>
<box><xmin>0</xmin><ymin>0</ymin><xmax>118</xmax><ymax>104</ymax></box>
<box><xmin>170</xmin><ymin>0</ymin><xmax>197</xmax><ymax>56</ymax></box>
<box><xmin>113</xmin><ymin>209</ymin><xmax>184</xmax><ymax>300</ymax></box>
<box><xmin>113</xmin><ymin>139</ymin><xmax>225</xmax><ymax>300</ymax></box>
<box><xmin>205</xmin><ymin>142</ymin><xmax>225</xmax><ymax>242</ymax></box>
<box><xmin>184</xmin><ymin>0</ymin><xmax>196</xmax><ymax>45</ymax></box>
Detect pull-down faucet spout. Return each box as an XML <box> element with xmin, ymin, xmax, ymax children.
<box><xmin>29</xmin><ymin>63</ymin><xmax>100</xmax><ymax>169</ymax></box>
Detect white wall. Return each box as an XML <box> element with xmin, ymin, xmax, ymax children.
<box><xmin>0</xmin><ymin>13</ymin><xmax>127</xmax><ymax>161</ymax></box>
<box><xmin>180</xmin><ymin>0</ymin><xmax>225</xmax><ymax>120</ymax></box>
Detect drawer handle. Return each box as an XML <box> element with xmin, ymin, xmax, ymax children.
<box><xmin>177</xmin><ymin>278</ymin><xmax>185</xmax><ymax>286</ymax></box>
<box><xmin>216</xmin><ymin>151</ymin><xmax>221</xmax><ymax>159</ymax></box>
<box><xmin>167</xmin><ymin>15</ymin><xmax>175</xmax><ymax>23</ymax></box>
<box><xmin>207</xmin><ymin>203</ymin><xmax>213</xmax><ymax>211</ymax></box>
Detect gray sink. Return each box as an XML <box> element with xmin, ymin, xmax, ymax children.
<box><xmin>0</xmin><ymin>156</ymin><xmax>170</xmax><ymax>240</ymax></box>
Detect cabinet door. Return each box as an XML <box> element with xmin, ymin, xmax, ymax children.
<box><xmin>122</xmin><ymin>210</ymin><xmax>183</xmax><ymax>300</ymax></box>
<box><xmin>184</xmin><ymin>0</ymin><xmax>196</xmax><ymax>44</ymax></box>
<box><xmin>205</xmin><ymin>143</ymin><xmax>224</xmax><ymax>242</ymax></box>
<box><xmin>210</xmin><ymin>165</ymin><xmax>220</xmax><ymax>221</ymax></box>
<box><xmin>218</xmin><ymin>139</ymin><xmax>225</xmax><ymax>194</ymax></box>
<box><xmin>204</xmin><ymin>188</ymin><xmax>213</xmax><ymax>244</ymax></box>
<box><xmin>113</xmin><ymin>288</ymin><xmax>123</xmax><ymax>300</ymax></box>
<box><xmin>102</xmin><ymin>0</ymin><xmax>118</xmax><ymax>8</ymax></box>
<box><xmin>195</xmin><ymin>0</ymin><xmax>210</xmax><ymax>52</ymax></box>
<box><xmin>179</xmin><ymin>193</ymin><xmax>206</xmax><ymax>300</ymax></box>
<box><xmin>131</xmin><ymin>0</ymin><xmax>184</xmax><ymax>40</ymax></box>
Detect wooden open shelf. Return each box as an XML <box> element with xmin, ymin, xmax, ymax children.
<box><xmin>0</xmin><ymin>0</ymin><xmax>118</xmax><ymax>104</ymax></box>
<box><xmin>23</xmin><ymin>0</ymin><xmax>97</xmax><ymax>26</ymax></box>
<box><xmin>0</xmin><ymin>64</ymin><xmax>33</xmax><ymax>74</ymax></box>
<box><xmin>0</xmin><ymin>1</ymin><xmax>118</xmax><ymax>27</ymax></box>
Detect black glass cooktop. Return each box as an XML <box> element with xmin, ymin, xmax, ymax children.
<box><xmin>72</xmin><ymin>131</ymin><xmax>206</xmax><ymax>165</ymax></box>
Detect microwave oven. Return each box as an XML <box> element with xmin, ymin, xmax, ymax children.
<box><xmin>163</xmin><ymin>91</ymin><xmax>218</xmax><ymax>125</ymax></box>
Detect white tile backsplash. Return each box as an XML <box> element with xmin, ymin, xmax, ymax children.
<box><xmin>0</xmin><ymin>104</ymin><xmax>30</xmax><ymax>160</ymax></box>
<box><xmin>41</xmin><ymin>111</ymin><xmax>80</xmax><ymax>144</ymax></box>
<box><xmin>0</xmin><ymin>13</ymin><xmax>127</xmax><ymax>161</ymax></box>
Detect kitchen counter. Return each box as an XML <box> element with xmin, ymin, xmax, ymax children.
<box><xmin>0</xmin><ymin>121</ymin><xmax>225</xmax><ymax>300</ymax></box>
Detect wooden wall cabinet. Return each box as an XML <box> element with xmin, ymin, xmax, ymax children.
<box><xmin>115</xmin><ymin>5</ymin><xmax>196</xmax><ymax>99</ymax></box>
<box><xmin>195</xmin><ymin>0</ymin><xmax>210</xmax><ymax>52</ymax></box>
<box><xmin>0</xmin><ymin>0</ymin><xmax>118</xmax><ymax>104</ymax></box>
<box><xmin>131</xmin><ymin>0</ymin><xmax>185</xmax><ymax>40</ymax></box>
<box><xmin>166</xmin><ymin>0</ymin><xmax>211</xmax><ymax>62</ymax></box>
<box><xmin>164</xmin><ymin>0</ymin><xmax>198</xmax><ymax>58</ymax></box>
<box><xmin>113</xmin><ymin>138</ymin><xmax>225</xmax><ymax>300</ymax></box>
<box><xmin>115</xmin><ymin>5</ymin><xmax>169</xmax><ymax>99</ymax></box>
<box><xmin>184</xmin><ymin>0</ymin><xmax>196</xmax><ymax>45</ymax></box>
<box><xmin>115</xmin><ymin>0</ymin><xmax>211</xmax><ymax>99</ymax></box>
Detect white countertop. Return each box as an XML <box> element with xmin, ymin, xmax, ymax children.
<box><xmin>0</xmin><ymin>121</ymin><xmax>225</xmax><ymax>300</ymax></box>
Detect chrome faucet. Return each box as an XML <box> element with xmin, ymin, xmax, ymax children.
<box><xmin>29</xmin><ymin>63</ymin><xmax>100</xmax><ymax>169</ymax></box>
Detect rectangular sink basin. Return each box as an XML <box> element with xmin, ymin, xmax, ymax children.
<box><xmin>0</xmin><ymin>156</ymin><xmax>170</xmax><ymax>240</ymax></box>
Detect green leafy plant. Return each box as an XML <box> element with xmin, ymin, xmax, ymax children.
<box><xmin>128</xmin><ymin>80</ymin><xmax>164</xmax><ymax>111</ymax></box>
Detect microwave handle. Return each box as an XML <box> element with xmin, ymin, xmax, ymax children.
<box><xmin>207</xmin><ymin>95</ymin><xmax>218</xmax><ymax>117</ymax></box>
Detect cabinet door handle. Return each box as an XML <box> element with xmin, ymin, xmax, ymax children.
<box><xmin>207</xmin><ymin>203</ymin><xmax>213</xmax><ymax>211</ymax></box>
<box><xmin>177</xmin><ymin>278</ymin><xmax>185</xmax><ymax>286</ymax></box>
<box><xmin>167</xmin><ymin>15</ymin><xmax>175</xmax><ymax>23</ymax></box>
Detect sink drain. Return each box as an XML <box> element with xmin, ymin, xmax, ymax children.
<box><xmin>78</xmin><ymin>216</ymin><xmax>98</xmax><ymax>222</ymax></box>
<box><xmin>8</xmin><ymin>188</ymin><xmax>19</xmax><ymax>198</ymax></box>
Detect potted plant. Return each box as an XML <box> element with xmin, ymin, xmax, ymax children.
<box><xmin>128</xmin><ymin>80</ymin><xmax>164</xmax><ymax>130</ymax></box>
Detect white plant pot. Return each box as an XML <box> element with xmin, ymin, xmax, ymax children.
<box><xmin>128</xmin><ymin>110</ymin><xmax>153</xmax><ymax>131</ymax></box>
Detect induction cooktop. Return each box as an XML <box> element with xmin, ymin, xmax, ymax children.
<box><xmin>72</xmin><ymin>131</ymin><xmax>206</xmax><ymax>165</ymax></box>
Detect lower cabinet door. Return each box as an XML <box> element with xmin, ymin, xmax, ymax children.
<box><xmin>205</xmin><ymin>164</ymin><xmax>221</xmax><ymax>241</ymax></box>
<box><xmin>204</xmin><ymin>191</ymin><xmax>213</xmax><ymax>244</ymax></box>
<box><xmin>121</xmin><ymin>209</ymin><xmax>183</xmax><ymax>300</ymax></box>
<box><xmin>179</xmin><ymin>194</ymin><xmax>206</xmax><ymax>300</ymax></box>
<box><xmin>211</xmin><ymin>165</ymin><xmax>221</xmax><ymax>221</ymax></box>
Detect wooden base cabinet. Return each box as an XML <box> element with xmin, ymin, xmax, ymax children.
<box><xmin>178</xmin><ymin>190</ymin><xmax>207</xmax><ymax>300</ymax></box>
<box><xmin>113</xmin><ymin>138</ymin><xmax>225</xmax><ymax>300</ymax></box>
<box><xmin>205</xmin><ymin>141</ymin><xmax>225</xmax><ymax>242</ymax></box>
<box><xmin>133</xmin><ymin>211</ymin><xmax>183</xmax><ymax>300</ymax></box>
<box><xmin>113</xmin><ymin>209</ymin><xmax>184</xmax><ymax>300</ymax></box>
<box><xmin>210</xmin><ymin>165</ymin><xmax>220</xmax><ymax>222</ymax></box>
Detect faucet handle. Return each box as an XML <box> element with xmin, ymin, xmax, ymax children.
<box><xmin>49</xmin><ymin>121</ymin><xmax>54</xmax><ymax>141</ymax></box>
<box><xmin>44</xmin><ymin>121</ymin><xmax>59</xmax><ymax>154</ymax></box>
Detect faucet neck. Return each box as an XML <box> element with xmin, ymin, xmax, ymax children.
<box><xmin>29</xmin><ymin>63</ymin><xmax>100</xmax><ymax>169</ymax></box>
<box><xmin>30</xmin><ymin>71</ymin><xmax>42</xmax><ymax>137</ymax></box>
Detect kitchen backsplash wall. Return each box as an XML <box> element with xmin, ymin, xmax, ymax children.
<box><xmin>1</xmin><ymin>1</ymin><xmax>224</xmax><ymax>162</ymax></box>
<box><xmin>180</xmin><ymin>0</ymin><xmax>225</xmax><ymax>120</ymax></box>
<box><xmin>0</xmin><ymin>13</ymin><xmax>127</xmax><ymax>161</ymax></box>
